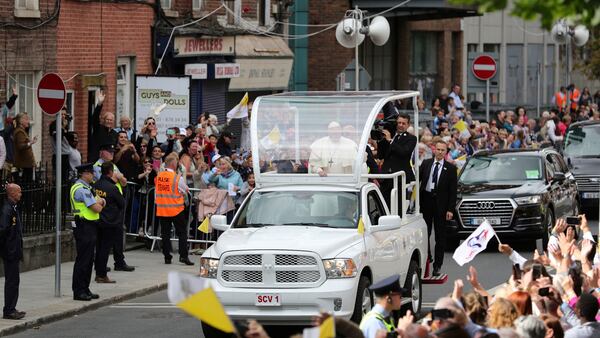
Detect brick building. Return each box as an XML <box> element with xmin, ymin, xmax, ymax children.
<box><xmin>1</xmin><ymin>0</ymin><xmax>154</xmax><ymax>166</ymax></box>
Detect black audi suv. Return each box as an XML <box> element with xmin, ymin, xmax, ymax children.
<box><xmin>449</xmin><ymin>147</ymin><xmax>579</xmax><ymax>246</ymax></box>
<box><xmin>562</xmin><ymin>120</ymin><xmax>600</xmax><ymax>213</ymax></box>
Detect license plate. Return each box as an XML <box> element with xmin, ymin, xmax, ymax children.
<box><xmin>582</xmin><ymin>192</ymin><xmax>599</xmax><ymax>199</ymax></box>
<box><xmin>255</xmin><ymin>293</ymin><xmax>281</xmax><ymax>306</ymax></box>
<box><xmin>471</xmin><ymin>217</ymin><xmax>501</xmax><ymax>225</ymax></box>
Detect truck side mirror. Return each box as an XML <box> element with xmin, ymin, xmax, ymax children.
<box><xmin>378</xmin><ymin>215</ymin><xmax>401</xmax><ymax>227</ymax></box>
<box><xmin>210</xmin><ymin>215</ymin><xmax>230</xmax><ymax>231</ymax></box>
<box><xmin>552</xmin><ymin>172</ymin><xmax>566</xmax><ymax>183</ymax></box>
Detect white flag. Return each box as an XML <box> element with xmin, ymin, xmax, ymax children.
<box><xmin>452</xmin><ymin>220</ymin><xmax>496</xmax><ymax>266</ymax></box>
<box><xmin>226</xmin><ymin>92</ymin><xmax>249</xmax><ymax>119</ymax></box>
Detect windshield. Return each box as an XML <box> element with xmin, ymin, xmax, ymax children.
<box><xmin>233</xmin><ymin>191</ymin><xmax>359</xmax><ymax>229</ymax></box>
<box><xmin>564</xmin><ymin>125</ymin><xmax>600</xmax><ymax>157</ymax></box>
<box><xmin>459</xmin><ymin>155</ymin><xmax>543</xmax><ymax>184</ymax></box>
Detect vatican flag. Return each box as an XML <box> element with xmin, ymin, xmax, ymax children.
<box><xmin>168</xmin><ymin>272</ymin><xmax>236</xmax><ymax>333</ymax></box>
<box><xmin>260</xmin><ymin>125</ymin><xmax>281</xmax><ymax>150</ymax></box>
<box><xmin>198</xmin><ymin>217</ymin><xmax>210</xmax><ymax>234</ymax></box>
<box><xmin>357</xmin><ymin>217</ymin><xmax>365</xmax><ymax>234</ymax></box>
<box><xmin>302</xmin><ymin>316</ymin><xmax>336</xmax><ymax>338</ymax></box>
<box><xmin>226</xmin><ymin>92</ymin><xmax>249</xmax><ymax>120</ymax></box>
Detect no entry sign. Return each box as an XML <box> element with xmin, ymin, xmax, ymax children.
<box><xmin>37</xmin><ymin>73</ymin><xmax>66</xmax><ymax>115</ymax></box>
<box><xmin>472</xmin><ymin>55</ymin><xmax>497</xmax><ymax>81</ymax></box>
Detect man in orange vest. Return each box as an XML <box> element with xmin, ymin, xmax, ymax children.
<box><xmin>568</xmin><ymin>83</ymin><xmax>581</xmax><ymax>113</ymax></box>
<box><xmin>554</xmin><ymin>86</ymin><xmax>567</xmax><ymax>114</ymax></box>
<box><xmin>155</xmin><ymin>153</ymin><xmax>193</xmax><ymax>265</ymax></box>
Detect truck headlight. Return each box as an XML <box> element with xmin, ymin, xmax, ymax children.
<box><xmin>199</xmin><ymin>258</ymin><xmax>219</xmax><ymax>278</ymax></box>
<box><xmin>323</xmin><ymin>259</ymin><xmax>357</xmax><ymax>279</ymax></box>
<box><xmin>514</xmin><ymin>195</ymin><xmax>542</xmax><ymax>205</ymax></box>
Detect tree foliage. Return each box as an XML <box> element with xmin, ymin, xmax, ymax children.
<box><xmin>450</xmin><ymin>0</ymin><xmax>600</xmax><ymax>29</ymax></box>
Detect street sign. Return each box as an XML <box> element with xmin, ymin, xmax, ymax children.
<box><xmin>37</xmin><ymin>73</ymin><xmax>66</xmax><ymax>115</ymax></box>
<box><xmin>472</xmin><ymin>55</ymin><xmax>497</xmax><ymax>81</ymax></box>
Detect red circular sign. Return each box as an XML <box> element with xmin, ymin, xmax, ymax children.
<box><xmin>37</xmin><ymin>73</ymin><xmax>66</xmax><ymax>115</ymax></box>
<box><xmin>472</xmin><ymin>55</ymin><xmax>497</xmax><ymax>81</ymax></box>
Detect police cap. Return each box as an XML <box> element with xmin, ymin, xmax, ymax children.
<box><xmin>369</xmin><ymin>274</ymin><xmax>408</xmax><ymax>297</ymax></box>
<box><xmin>99</xmin><ymin>143</ymin><xmax>116</xmax><ymax>152</ymax></box>
<box><xmin>76</xmin><ymin>163</ymin><xmax>95</xmax><ymax>173</ymax></box>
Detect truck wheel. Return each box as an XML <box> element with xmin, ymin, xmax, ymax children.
<box><xmin>542</xmin><ymin>209</ymin><xmax>554</xmax><ymax>249</ymax></box>
<box><xmin>351</xmin><ymin>276</ymin><xmax>372</xmax><ymax>324</ymax></box>
<box><xmin>402</xmin><ymin>260</ymin><xmax>422</xmax><ymax>315</ymax></box>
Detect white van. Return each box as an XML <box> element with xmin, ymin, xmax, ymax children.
<box><xmin>200</xmin><ymin>91</ymin><xmax>430</xmax><ymax>324</ymax></box>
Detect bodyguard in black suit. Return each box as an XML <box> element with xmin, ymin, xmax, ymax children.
<box><xmin>419</xmin><ymin>141</ymin><xmax>457</xmax><ymax>276</ymax></box>
<box><xmin>377</xmin><ymin>112</ymin><xmax>417</xmax><ymax>209</ymax></box>
<box><xmin>0</xmin><ymin>183</ymin><xmax>25</xmax><ymax>320</ymax></box>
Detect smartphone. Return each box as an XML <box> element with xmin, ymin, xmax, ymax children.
<box><xmin>431</xmin><ymin>308</ymin><xmax>453</xmax><ymax>320</ymax></box>
<box><xmin>386</xmin><ymin>332</ymin><xmax>398</xmax><ymax>338</ymax></box>
<box><xmin>152</xmin><ymin>159</ymin><xmax>161</xmax><ymax>171</ymax></box>
<box><xmin>532</xmin><ymin>264</ymin><xmax>543</xmax><ymax>280</ymax></box>
<box><xmin>566</xmin><ymin>216</ymin><xmax>581</xmax><ymax>226</ymax></box>
<box><xmin>538</xmin><ymin>287</ymin><xmax>550</xmax><ymax>297</ymax></box>
<box><xmin>512</xmin><ymin>264</ymin><xmax>522</xmax><ymax>280</ymax></box>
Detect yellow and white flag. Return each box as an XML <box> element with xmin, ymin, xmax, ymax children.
<box><xmin>357</xmin><ymin>217</ymin><xmax>365</xmax><ymax>234</ymax></box>
<box><xmin>260</xmin><ymin>125</ymin><xmax>281</xmax><ymax>150</ymax></box>
<box><xmin>302</xmin><ymin>316</ymin><xmax>336</xmax><ymax>338</ymax></box>
<box><xmin>226</xmin><ymin>92</ymin><xmax>249</xmax><ymax>120</ymax></box>
<box><xmin>168</xmin><ymin>272</ymin><xmax>236</xmax><ymax>333</ymax></box>
<box><xmin>198</xmin><ymin>217</ymin><xmax>210</xmax><ymax>234</ymax></box>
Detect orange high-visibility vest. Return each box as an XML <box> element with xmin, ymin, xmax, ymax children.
<box><xmin>155</xmin><ymin>171</ymin><xmax>184</xmax><ymax>217</ymax></box>
<box><xmin>570</xmin><ymin>88</ymin><xmax>581</xmax><ymax>111</ymax></box>
<box><xmin>555</xmin><ymin>92</ymin><xmax>566</xmax><ymax>112</ymax></box>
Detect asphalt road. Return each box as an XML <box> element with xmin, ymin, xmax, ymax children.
<box><xmin>12</xmin><ymin>218</ymin><xmax>599</xmax><ymax>338</ymax></box>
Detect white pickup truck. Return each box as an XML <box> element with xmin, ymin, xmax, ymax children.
<box><xmin>199</xmin><ymin>91</ymin><xmax>430</xmax><ymax>325</ymax></box>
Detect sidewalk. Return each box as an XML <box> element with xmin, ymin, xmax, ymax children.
<box><xmin>0</xmin><ymin>249</ymin><xmax>198</xmax><ymax>336</ymax></box>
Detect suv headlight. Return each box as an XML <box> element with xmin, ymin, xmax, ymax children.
<box><xmin>323</xmin><ymin>259</ymin><xmax>357</xmax><ymax>279</ymax></box>
<box><xmin>199</xmin><ymin>258</ymin><xmax>219</xmax><ymax>278</ymax></box>
<box><xmin>514</xmin><ymin>195</ymin><xmax>542</xmax><ymax>205</ymax></box>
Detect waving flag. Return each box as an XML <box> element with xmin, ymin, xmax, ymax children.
<box><xmin>226</xmin><ymin>92</ymin><xmax>249</xmax><ymax>120</ymax></box>
<box><xmin>452</xmin><ymin>220</ymin><xmax>496</xmax><ymax>266</ymax></box>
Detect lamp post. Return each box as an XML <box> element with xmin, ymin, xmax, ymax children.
<box><xmin>551</xmin><ymin>20</ymin><xmax>589</xmax><ymax>111</ymax></box>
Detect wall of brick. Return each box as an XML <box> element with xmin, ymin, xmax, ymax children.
<box><xmin>307</xmin><ymin>0</ymin><xmax>352</xmax><ymax>91</ymax></box>
<box><xmin>56</xmin><ymin>0</ymin><xmax>155</xmax><ymax>162</ymax></box>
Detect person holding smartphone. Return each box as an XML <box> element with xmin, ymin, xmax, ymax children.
<box><xmin>359</xmin><ymin>274</ymin><xmax>407</xmax><ymax>338</ymax></box>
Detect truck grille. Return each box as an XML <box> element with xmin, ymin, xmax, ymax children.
<box><xmin>219</xmin><ymin>252</ymin><xmax>325</xmax><ymax>288</ymax></box>
<box><xmin>458</xmin><ymin>199</ymin><xmax>515</xmax><ymax>228</ymax></box>
<box><xmin>576</xmin><ymin>176</ymin><xmax>600</xmax><ymax>192</ymax></box>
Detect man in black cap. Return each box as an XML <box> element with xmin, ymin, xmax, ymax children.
<box><xmin>93</xmin><ymin>162</ymin><xmax>128</xmax><ymax>284</ymax></box>
<box><xmin>93</xmin><ymin>143</ymin><xmax>133</xmax><ymax>272</ymax></box>
<box><xmin>70</xmin><ymin>163</ymin><xmax>105</xmax><ymax>301</ymax></box>
<box><xmin>1</xmin><ymin>183</ymin><xmax>25</xmax><ymax>320</ymax></box>
<box><xmin>359</xmin><ymin>274</ymin><xmax>407</xmax><ymax>338</ymax></box>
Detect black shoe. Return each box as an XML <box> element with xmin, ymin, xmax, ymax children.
<box><xmin>179</xmin><ymin>257</ymin><xmax>194</xmax><ymax>266</ymax></box>
<box><xmin>74</xmin><ymin>293</ymin><xmax>93</xmax><ymax>301</ymax></box>
<box><xmin>3</xmin><ymin>311</ymin><xmax>25</xmax><ymax>320</ymax></box>
<box><xmin>87</xmin><ymin>291</ymin><xmax>99</xmax><ymax>299</ymax></box>
<box><xmin>432</xmin><ymin>267</ymin><xmax>442</xmax><ymax>277</ymax></box>
<box><xmin>165</xmin><ymin>256</ymin><xmax>172</xmax><ymax>264</ymax></box>
<box><xmin>114</xmin><ymin>264</ymin><xmax>135</xmax><ymax>272</ymax></box>
<box><xmin>16</xmin><ymin>310</ymin><xmax>26</xmax><ymax>316</ymax></box>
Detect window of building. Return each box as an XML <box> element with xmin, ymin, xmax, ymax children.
<box><xmin>192</xmin><ymin>0</ymin><xmax>202</xmax><ymax>11</ymax></box>
<box><xmin>14</xmin><ymin>0</ymin><xmax>40</xmax><ymax>18</ymax></box>
<box><xmin>7</xmin><ymin>73</ymin><xmax>35</xmax><ymax>121</ymax></box>
<box><xmin>467</xmin><ymin>44</ymin><xmax>479</xmax><ymax>53</ymax></box>
<box><xmin>116</xmin><ymin>57</ymin><xmax>134</xmax><ymax>122</ymax></box>
<box><xmin>411</xmin><ymin>32</ymin><xmax>437</xmax><ymax>74</ymax></box>
<box><xmin>483</xmin><ymin>44</ymin><xmax>500</xmax><ymax>54</ymax></box>
<box><xmin>160</xmin><ymin>0</ymin><xmax>171</xmax><ymax>9</ymax></box>
<box><xmin>65</xmin><ymin>90</ymin><xmax>75</xmax><ymax>131</ymax></box>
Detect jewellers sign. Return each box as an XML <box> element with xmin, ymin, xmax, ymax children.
<box><xmin>174</xmin><ymin>36</ymin><xmax>235</xmax><ymax>56</ymax></box>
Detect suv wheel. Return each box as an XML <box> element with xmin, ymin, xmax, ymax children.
<box><xmin>401</xmin><ymin>260</ymin><xmax>422</xmax><ymax>315</ymax></box>
<box><xmin>542</xmin><ymin>209</ymin><xmax>555</xmax><ymax>249</ymax></box>
<box><xmin>351</xmin><ymin>276</ymin><xmax>372</xmax><ymax>324</ymax></box>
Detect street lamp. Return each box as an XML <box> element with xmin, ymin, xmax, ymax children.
<box><xmin>335</xmin><ymin>7</ymin><xmax>390</xmax><ymax>91</ymax></box>
<box><xmin>551</xmin><ymin>20</ymin><xmax>589</xmax><ymax>106</ymax></box>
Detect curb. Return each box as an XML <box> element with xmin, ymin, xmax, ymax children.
<box><xmin>0</xmin><ymin>283</ymin><xmax>168</xmax><ymax>337</ymax></box>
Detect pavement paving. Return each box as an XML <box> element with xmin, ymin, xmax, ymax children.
<box><xmin>0</xmin><ymin>249</ymin><xmax>197</xmax><ymax>337</ymax></box>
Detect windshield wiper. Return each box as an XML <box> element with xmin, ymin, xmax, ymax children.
<box><xmin>238</xmin><ymin>223</ymin><xmax>273</xmax><ymax>228</ymax></box>
<box><xmin>580</xmin><ymin>155</ymin><xmax>600</xmax><ymax>158</ymax></box>
<box><xmin>281</xmin><ymin>222</ymin><xmax>335</xmax><ymax>228</ymax></box>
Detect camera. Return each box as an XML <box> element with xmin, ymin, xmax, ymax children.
<box><xmin>566</xmin><ymin>216</ymin><xmax>581</xmax><ymax>226</ymax></box>
<box><xmin>538</xmin><ymin>287</ymin><xmax>550</xmax><ymax>297</ymax></box>
<box><xmin>431</xmin><ymin>308</ymin><xmax>454</xmax><ymax>320</ymax></box>
<box><xmin>371</xmin><ymin>114</ymin><xmax>397</xmax><ymax>141</ymax></box>
<box><xmin>65</xmin><ymin>114</ymin><xmax>73</xmax><ymax>122</ymax></box>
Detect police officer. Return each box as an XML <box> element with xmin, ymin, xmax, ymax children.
<box><xmin>93</xmin><ymin>162</ymin><xmax>126</xmax><ymax>283</ymax></box>
<box><xmin>360</xmin><ymin>274</ymin><xmax>407</xmax><ymax>338</ymax></box>
<box><xmin>93</xmin><ymin>143</ymin><xmax>134</xmax><ymax>272</ymax></box>
<box><xmin>71</xmin><ymin>163</ymin><xmax>105</xmax><ymax>301</ymax></box>
<box><xmin>0</xmin><ymin>183</ymin><xmax>25</xmax><ymax>320</ymax></box>
<box><xmin>155</xmin><ymin>153</ymin><xmax>193</xmax><ymax>265</ymax></box>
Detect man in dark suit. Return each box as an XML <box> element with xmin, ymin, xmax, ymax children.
<box><xmin>419</xmin><ymin>141</ymin><xmax>457</xmax><ymax>276</ymax></box>
<box><xmin>377</xmin><ymin>112</ymin><xmax>417</xmax><ymax>209</ymax></box>
<box><xmin>0</xmin><ymin>183</ymin><xmax>25</xmax><ymax>320</ymax></box>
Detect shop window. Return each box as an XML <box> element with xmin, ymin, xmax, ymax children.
<box><xmin>14</xmin><ymin>0</ymin><xmax>40</xmax><ymax>18</ymax></box>
<box><xmin>193</xmin><ymin>0</ymin><xmax>202</xmax><ymax>11</ymax></box>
